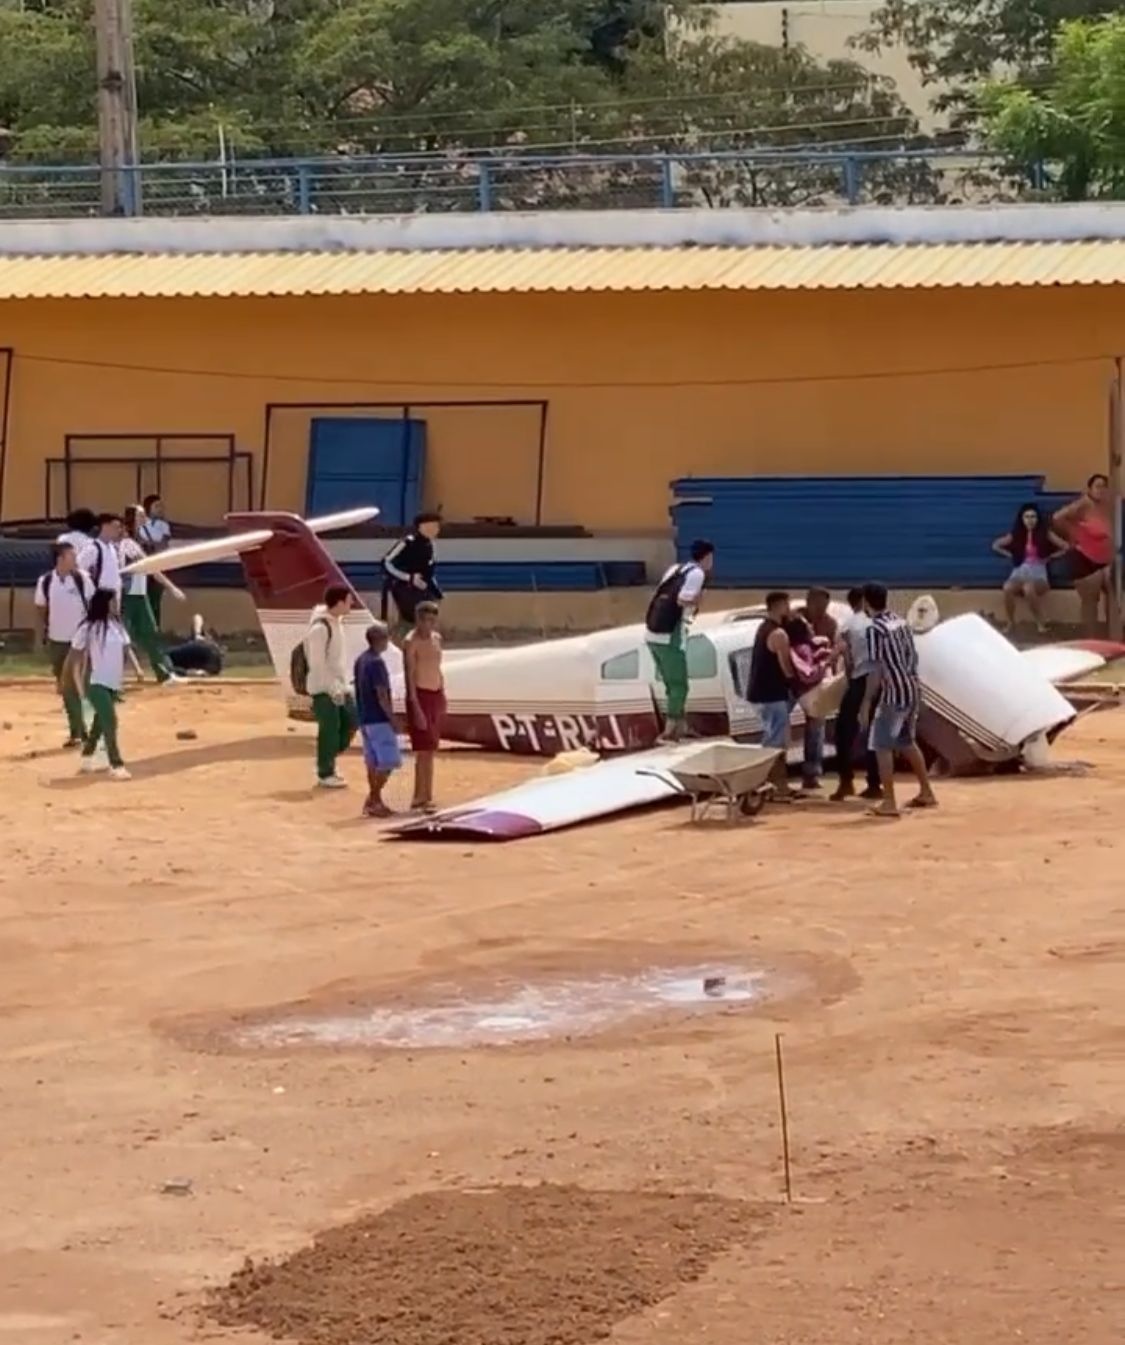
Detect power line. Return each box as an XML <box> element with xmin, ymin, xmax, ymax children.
<box><xmin>14</xmin><ymin>349</ymin><xmax>1113</xmax><ymax>391</ymax></box>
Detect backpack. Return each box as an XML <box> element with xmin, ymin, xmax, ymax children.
<box><xmin>644</xmin><ymin>564</ymin><xmax>692</xmax><ymax>637</ymax></box>
<box><xmin>38</xmin><ymin>570</ymin><xmax>89</xmax><ymax>634</ymax></box>
<box><xmin>289</xmin><ymin>617</ymin><xmax>331</xmax><ymax>696</ymax></box>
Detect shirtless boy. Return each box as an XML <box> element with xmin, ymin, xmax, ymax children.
<box><xmin>403</xmin><ymin>601</ymin><xmax>445</xmax><ymax>812</ymax></box>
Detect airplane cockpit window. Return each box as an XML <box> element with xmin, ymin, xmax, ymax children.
<box><xmin>600</xmin><ymin>649</ymin><xmax>641</xmax><ymax>681</ymax></box>
<box><xmin>685</xmin><ymin>634</ymin><xmax>718</xmax><ymax>680</ymax></box>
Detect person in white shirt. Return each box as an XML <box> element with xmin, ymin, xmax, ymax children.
<box><xmin>34</xmin><ymin>541</ymin><xmax>94</xmax><ymax>747</ymax></box>
<box><xmin>66</xmin><ymin>587</ymin><xmax>132</xmax><ymax>781</ymax></box>
<box><xmin>77</xmin><ymin>512</ymin><xmax>124</xmax><ymax>600</ymax></box>
<box><xmin>56</xmin><ymin>507</ymin><xmax>98</xmax><ymax>554</ymax></box>
<box><xmin>831</xmin><ymin>586</ymin><xmax>883</xmax><ymax>802</ymax></box>
<box><xmin>303</xmin><ymin>584</ymin><xmax>356</xmax><ymax>789</ymax></box>
<box><xmin>643</xmin><ymin>539</ymin><xmax>715</xmax><ymax>742</ymax></box>
<box><xmin>138</xmin><ymin>494</ymin><xmax>172</xmax><ymax>626</ymax></box>
<box><xmin>120</xmin><ymin>503</ymin><xmax>184</xmax><ymax>682</ymax></box>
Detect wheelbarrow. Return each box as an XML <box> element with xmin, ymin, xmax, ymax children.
<box><xmin>645</xmin><ymin>743</ymin><xmax>784</xmax><ymax>825</ymax></box>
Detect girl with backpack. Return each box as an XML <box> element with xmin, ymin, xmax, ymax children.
<box><xmin>67</xmin><ymin>587</ymin><xmax>133</xmax><ymax>781</ymax></box>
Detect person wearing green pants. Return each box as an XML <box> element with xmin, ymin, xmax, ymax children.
<box><xmin>68</xmin><ymin>588</ymin><xmax>133</xmax><ymax>781</ymax></box>
<box><xmin>119</xmin><ymin>511</ymin><xmax>184</xmax><ymax>682</ymax></box>
<box><xmin>643</xmin><ymin>539</ymin><xmax>715</xmax><ymax>742</ymax></box>
<box><xmin>303</xmin><ymin>584</ymin><xmax>357</xmax><ymax>788</ymax></box>
<box><xmin>34</xmin><ymin>541</ymin><xmax>93</xmax><ymax>747</ymax></box>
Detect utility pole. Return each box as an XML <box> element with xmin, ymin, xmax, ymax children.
<box><xmin>94</xmin><ymin>0</ymin><xmax>141</xmax><ymax>216</ymax></box>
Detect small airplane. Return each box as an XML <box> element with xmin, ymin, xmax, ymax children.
<box><xmin>122</xmin><ymin>506</ymin><xmax>1125</xmax><ymax>840</ymax></box>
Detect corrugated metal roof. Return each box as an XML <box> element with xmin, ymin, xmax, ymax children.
<box><xmin>2</xmin><ymin>240</ymin><xmax>1125</xmax><ymax>300</ymax></box>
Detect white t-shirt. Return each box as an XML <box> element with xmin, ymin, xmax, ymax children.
<box><xmin>118</xmin><ymin>536</ymin><xmax>148</xmax><ymax>596</ymax></box>
<box><xmin>77</xmin><ymin>538</ymin><xmax>122</xmax><ymax>595</ymax></box>
<box><xmin>647</xmin><ymin>563</ymin><xmax>707</xmax><ymax>646</ymax></box>
<box><xmin>139</xmin><ymin>518</ymin><xmax>171</xmax><ymax>552</ymax></box>
<box><xmin>57</xmin><ymin>529</ymin><xmax>93</xmax><ymax>552</ymax></box>
<box><xmin>840</xmin><ymin>610</ymin><xmax>874</xmax><ymax>677</ymax></box>
<box><xmin>35</xmin><ymin>569</ymin><xmax>94</xmax><ymax>643</ymax></box>
<box><xmin>71</xmin><ymin>619</ymin><xmax>131</xmax><ymax>691</ymax></box>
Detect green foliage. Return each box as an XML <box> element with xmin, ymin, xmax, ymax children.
<box><xmin>858</xmin><ymin>0</ymin><xmax>1117</xmax><ymax>123</ymax></box>
<box><xmin>0</xmin><ymin>0</ymin><xmax>919</xmax><ymax>167</ymax></box>
<box><xmin>983</xmin><ymin>15</ymin><xmax>1125</xmax><ymax>199</ymax></box>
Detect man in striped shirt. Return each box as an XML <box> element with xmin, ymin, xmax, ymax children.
<box><xmin>859</xmin><ymin>582</ymin><xmax>936</xmax><ymax>817</ymax></box>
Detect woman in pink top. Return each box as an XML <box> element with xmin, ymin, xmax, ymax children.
<box><xmin>1054</xmin><ymin>474</ymin><xmax>1114</xmax><ymax>634</ymax></box>
<box><xmin>992</xmin><ymin>503</ymin><xmax>1067</xmax><ymax>634</ymax></box>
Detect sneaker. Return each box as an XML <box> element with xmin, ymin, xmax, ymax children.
<box><xmin>79</xmin><ymin>756</ymin><xmax>108</xmax><ymax>774</ymax></box>
<box><xmin>859</xmin><ymin>785</ymin><xmax>884</xmax><ymax>801</ymax></box>
<box><xmin>63</xmin><ymin>737</ymin><xmax>83</xmax><ymax>750</ymax></box>
<box><xmin>829</xmin><ymin>783</ymin><xmax>855</xmax><ymax>802</ymax></box>
<box><xmin>159</xmin><ymin>673</ymin><xmax>185</xmax><ymax>687</ymax></box>
<box><xmin>802</xmin><ymin>777</ymin><xmax>822</xmax><ymax>792</ymax></box>
<box><xmin>108</xmin><ymin>765</ymin><xmax>132</xmax><ymax>781</ymax></box>
<box><xmin>316</xmin><ymin>775</ymin><xmax>347</xmax><ymax>790</ymax></box>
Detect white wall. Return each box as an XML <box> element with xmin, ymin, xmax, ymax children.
<box><xmin>705</xmin><ymin>0</ymin><xmax>945</xmax><ymax>131</ymax></box>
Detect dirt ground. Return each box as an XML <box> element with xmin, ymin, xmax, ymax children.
<box><xmin>0</xmin><ymin>680</ymin><xmax>1122</xmax><ymax>1345</ymax></box>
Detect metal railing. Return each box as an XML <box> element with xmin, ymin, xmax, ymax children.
<box><xmin>0</xmin><ymin>148</ymin><xmax>1042</xmax><ymax>220</ymax></box>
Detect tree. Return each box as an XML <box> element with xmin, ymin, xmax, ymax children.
<box><xmin>983</xmin><ymin>15</ymin><xmax>1125</xmax><ymax>200</ymax></box>
<box><xmin>0</xmin><ymin>0</ymin><xmax>936</xmax><ymax>214</ymax></box>
<box><xmin>858</xmin><ymin>0</ymin><xmax>1117</xmax><ymax>126</ymax></box>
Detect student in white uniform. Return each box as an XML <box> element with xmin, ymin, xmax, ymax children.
<box><xmin>77</xmin><ymin>512</ymin><xmax>124</xmax><ymax>601</ymax></box>
<box><xmin>68</xmin><ymin>587</ymin><xmax>132</xmax><ymax>781</ymax></box>
<box><xmin>57</xmin><ymin>508</ymin><xmax>98</xmax><ymax>553</ymax></box>
<box><xmin>34</xmin><ymin>541</ymin><xmax>94</xmax><ymax>747</ymax></box>
<box><xmin>120</xmin><ymin>503</ymin><xmax>184</xmax><ymax>682</ymax></box>
<box><xmin>138</xmin><ymin>494</ymin><xmax>172</xmax><ymax>626</ymax></box>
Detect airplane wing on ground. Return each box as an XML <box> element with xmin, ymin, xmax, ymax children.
<box><xmin>390</xmin><ymin>740</ymin><xmax>739</xmax><ymax>841</ymax></box>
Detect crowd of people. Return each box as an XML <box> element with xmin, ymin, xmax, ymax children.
<box><xmin>34</xmin><ymin>478</ymin><xmax>1111</xmax><ymax>811</ymax></box>
<box><xmin>645</xmin><ymin>553</ymin><xmax>936</xmax><ymax>819</ymax></box>
<box><xmin>294</xmin><ymin>585</ymin><xmax>446</xmax><ymax>819</ymax></box>
<box><xmin>37</xmin><ymin>498</ymin><xmax>180</xmax><ymax>780</ymax></box>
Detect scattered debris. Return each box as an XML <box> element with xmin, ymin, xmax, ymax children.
<box><xmin>176</xmin><ymin>729</ymin><xmax>199</xmax><ymax>741</ymax></box>
<box><xmin>160</xmin><ymin>1178</ymin><xmax>193</xmax><ymax>1196</ymax></box>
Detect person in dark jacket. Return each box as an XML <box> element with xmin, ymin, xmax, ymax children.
<box><xmin>381</xmin><ymin>512</ymin><xmax>443</xmax><ymax>633</ymax></box>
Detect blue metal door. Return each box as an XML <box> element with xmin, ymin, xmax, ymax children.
<box><xmin>305</xmin><ymin>417</ymin><xmax>426</xmax><ymax>526</ymax></box>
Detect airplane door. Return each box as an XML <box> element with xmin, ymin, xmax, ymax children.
<box><xmin>720</xmin><ymin>639</ymin><xmax>761</xmax><ymax>738</ymax></box>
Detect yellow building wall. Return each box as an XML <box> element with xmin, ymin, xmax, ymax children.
<box><xmin>1</xmin><ymin>285</ymin><xmax>1121</xmax><ymax>530</ymax></box>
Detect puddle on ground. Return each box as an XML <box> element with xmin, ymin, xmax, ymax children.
<box><xmin>236</xmin><ymin>964</ymin><xmax>768</xmax><ymax>1051</ymax></box>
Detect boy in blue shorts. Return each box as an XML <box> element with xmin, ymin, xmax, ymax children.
<box><xmin>354</xmin><ymin>622</ymin><xmax>401</xmax><ymax>817</ymax></box>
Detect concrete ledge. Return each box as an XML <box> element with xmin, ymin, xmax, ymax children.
<box><xmin>3</xmin><ymin>204</ymin><xmax>1125</xmax><ymax>257</ymax></box>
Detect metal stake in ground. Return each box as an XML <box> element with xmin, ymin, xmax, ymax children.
<box><xmin>774</xmin><ymin>1032</ymin><xmax>793</xmax><ymax>1203</ymax></box>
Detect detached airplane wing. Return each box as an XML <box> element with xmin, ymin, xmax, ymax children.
<box><xmin>391</xmin><ymin>741</ymin><xmax>734</xmax><ymax>841</ymax></box>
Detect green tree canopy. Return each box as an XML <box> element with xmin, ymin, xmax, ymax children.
<box><xmin>0</xmin><ymin>0</ymin><xmax>919</xmax><ymax>168</ymax></box>
<box><xmin>858</xmin><ymin>0</ymin><xmax>1117</xmax><ymax>125</ymax></box>
<box><xmin>982</xmin><ymin>15</ymin><xmax>1125</xmax><ymax>200</ymax></box>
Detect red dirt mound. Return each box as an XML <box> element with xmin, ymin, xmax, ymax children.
<box><xmin>208</xmin><ymin>1184</ymin><xmax>757</xmax><ymax>1345</ymax></box>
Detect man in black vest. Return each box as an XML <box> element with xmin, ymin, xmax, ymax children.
<box><xmin>644</xmin><ymin>539</ymin><xmax>715</xmax><ymax>742</ymax></box>
<box><xmin>748</xmin><ymin>591</ymin><xmax>799</xmax><ymax>800</ymax></box>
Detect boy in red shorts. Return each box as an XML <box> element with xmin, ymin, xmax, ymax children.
<box><xmin>404</xmin><ymin>600</ymin><xmax>445</xmax><ymax>812</ymax></box>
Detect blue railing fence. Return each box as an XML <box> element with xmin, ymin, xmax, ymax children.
<box><xmin>0</xmin><ymin>148</ymin><xmax>1042</xmax><ymax>221</ymax></box>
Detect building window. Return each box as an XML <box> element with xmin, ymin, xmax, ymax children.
<box><xmin>601</xmin><ymin>649</ymin><xmax>641</xmax><ymax>681</ymax></box>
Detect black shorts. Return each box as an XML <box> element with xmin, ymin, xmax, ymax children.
<box><xmin>1069</xmin><ymin>551</ymin><xmax>1108</xmax><ymax>582</ymax></box>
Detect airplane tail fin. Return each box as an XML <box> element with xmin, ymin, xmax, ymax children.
<box><xmin>222</xmin><ymin>508</ymin><xmax>401</xmax><ymax>716</ymax></box>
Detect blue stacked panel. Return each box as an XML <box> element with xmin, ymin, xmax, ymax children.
<box><xmin>670</xmin><ymin>475</ymin><xmax>1087</xmax><ymax>588</ymax></box>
